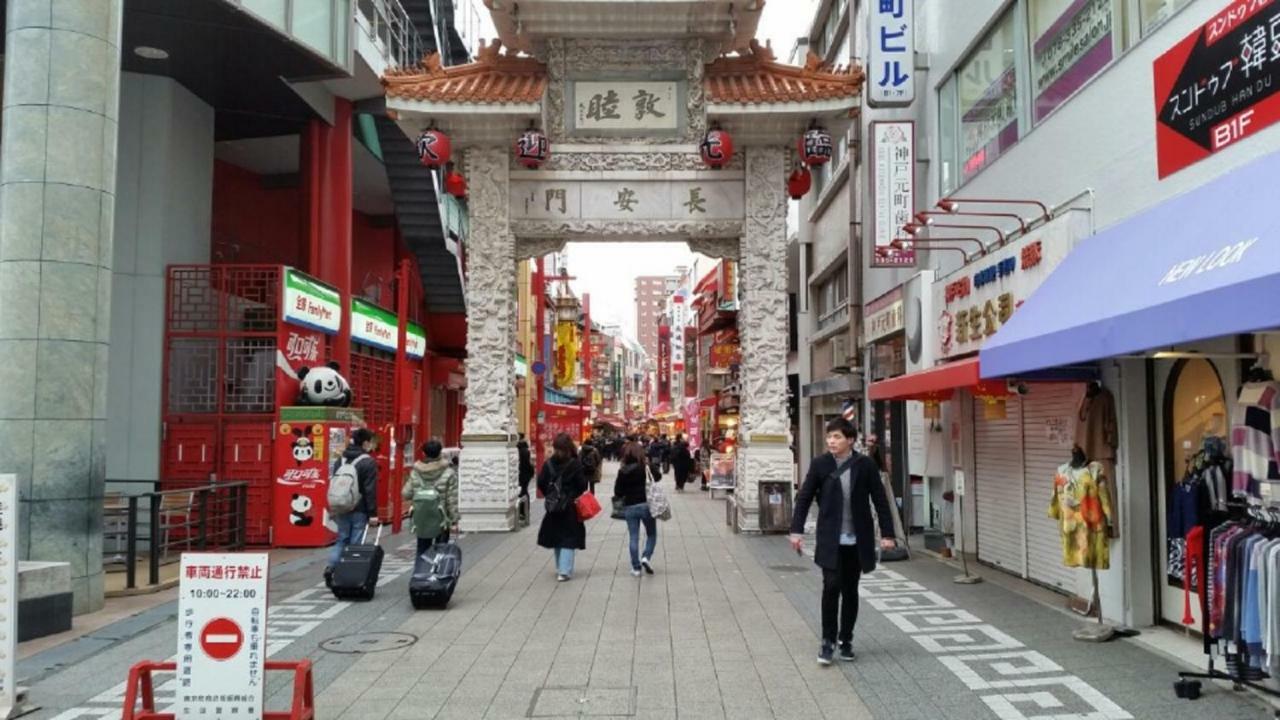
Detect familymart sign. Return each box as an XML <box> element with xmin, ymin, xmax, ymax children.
<box><xmin>350</xmin><ymin>299</ymin><xmax>426</xmax><ymax>358</ymax></box>
<box><xmin>282</xmin><ymin>268</ymin><xmax>341</xmax><ymax>334</ymax></box>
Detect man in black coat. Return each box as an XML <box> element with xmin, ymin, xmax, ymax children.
<box><xmin>790</xmin><ymin>418</ymin><xmax>896</xmax><ymax>665</ymax></box>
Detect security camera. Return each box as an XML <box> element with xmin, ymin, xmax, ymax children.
<box><xmin>1006</xmin><ymin>380</ymin><xmax>1029</xmax><ymax>396</ymax></box>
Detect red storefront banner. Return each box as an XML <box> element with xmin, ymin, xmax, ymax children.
<box><xmin>1154</xmin><ymin>0</ymin><xmax>1280</xmax><ymax>178</ymax></box>
<box><xmin>684</xmin><ymin>327</ymin><xmax>698</xmax><ymax>397</ymax></box>
<box><xmin>657</xmin><ymin>325</ymin><xmax>671</xmax><ymax>403</ymax></box>
<box><xmin>708</xmin><ymin>329</ymin><xmax>741</xmax><ymax>369</ymax></box>
<box><xmin>539</xmin><ymin>402</ymin><xmax>586</xmax><ymax>456</ymax></box>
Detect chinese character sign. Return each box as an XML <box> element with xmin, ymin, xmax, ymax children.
<box><xmin>870</xmin><ymin>121</ymin><xmax>916</xmax><ymax>268</ymax></box>
<box><xmin>869</xmin><ymin>0</ymin><xmax>915</xmax><ymax>106</ymax></box>
<box><xmin>1154</xmin><ymin>0</ymin><xmax>1280</xmax><ymax>178</ymax></box>
<box><xmin>657</xmin><ymin>325</ymin><xmax>671</xmax><ymax>404</ymax></box>
<box><xmin>177</xmin><ymin>552</ymin><xmax>269</xmax><ymax>720</ymax></box>
<box><xmin>574</xmin><ymin>81</ymin><xmax>680</xmax><ymax>132</ymax></box>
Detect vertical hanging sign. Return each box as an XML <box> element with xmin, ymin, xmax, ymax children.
<box><xmin>869</xmin><ymin>0</ymin><xmax>914</xmax><ymax>106</ymax></box>
<box><xmin>870</xmin><ymin>121</ymin><xmax>916</xmax><ymax>268</ymax></box>
<box><xmin>657</xmin><ymin>324</ymin><xmax>671</xmax><ymax>404</ymax></box>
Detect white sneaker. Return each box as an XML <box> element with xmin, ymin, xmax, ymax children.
<box><xmin>556</xmin><ymin>574</ymin><xmax>569</xmax><ymax>582</ymax></box>
<box><xmin>640</xmin><ymin>557</ymin><xmax>654</xmax><ymax>575</ymax></box>
<box><xmin>630</xmin><ymin>569</ymin><xmax>642</xmax><ymax>577</ymax></box>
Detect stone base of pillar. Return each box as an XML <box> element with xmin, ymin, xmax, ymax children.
<box><xmin>734</xmin><ymin>441</ymin><xmax>795</xmax><ymax>535</ymax></box>
<box><xmin>457</xmin><ymin>439</ymin><xmax>518</xmax><ymax>532</ymax></box>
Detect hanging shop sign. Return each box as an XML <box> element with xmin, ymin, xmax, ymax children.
<box><xmin>868</xmin><ymin>0</ymin><xmax>915</xmax><ymax>107</ymax></box>
<box><xmin>406</xmin><ymin>322</ymin><xmax>426</xmax><ymax>360</ymax></box>
<box><xmin>350</xmin><ymin>298</ymin><xmax>398</xmax><ymax>353</ymax></box>
<box><xmin>864</xmin><ymin>287</ymin><xmax>905</xmax><ymax>343</ymax></box>
<box><xmin>671</xmin><ymin>321</ymin><xmax>685</xmax><ymax>374</ymax></box>
<box><xmin>709</xmin><ymin>330</ymin><xmax>741</xmax><ymax>369</ymax></box>
<box><xmin>1033</xmin><ymin>0</ymin><xmax>1114</xmax><ymax>122</ymax></box>
<box><xmin>554</xmin><ymin>321</ymin><xmax>579</xmax><ymax>388</ymax></box>
<box><xmin>870</xmin><ymin>121</ymin><xmax>916</xmax><ymax>268</ymax></box>
<box><xmin>282</xmin><ymin>268</ymin><xmax>340</xmax><ymax>334</ymax></box>
<box><xmin>657</xmin><ymin>325</ymin><xmax>672</xmax><ymax>403</ymax></box>
<box><xmin>931</xmin><ymin>211</ymin><xmax>1088</xmax><ymax>361</ymax></box>
<box><xmin>717</xmin><ymin>260</ymin><xmax>739</xmax><ymax>311</ymax></box>
<box><xmin>511</xmin><ymin>180</ymin><xmax>744</xmax><ymax>222</ymax></box>
<box><xmin>1155</xmin><ymin>0</ymin><xmax>1280</xmax><ymax>178</ymax></box>
<box><xmin>684</xmin><ymin>327</ymin><xmax>699</xmax><ymax>397</ymax></box>
<box><xmin>571</xmin><ymin>81</ymin><xmax>682</xmax><ymax>133</ymax></box>
<box><xmin>176</xmin><ymin>552</ymin><xmax>269</xmax><ymax>719</ymax></box>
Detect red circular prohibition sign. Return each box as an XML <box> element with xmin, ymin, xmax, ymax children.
<box><xmin>200</xmin><ymin>617</ymin><xmax>244</xmax><ymax>661</ymax></box>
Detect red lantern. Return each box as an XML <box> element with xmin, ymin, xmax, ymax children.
<box><xmin>416</xmin><ymin>129</ymin><xmax>451</xmax><ymax>168</ymax></box>
<box><xmin>444</xmin><ymin>167</ymin><xmax>467</xmax><ymax>198</ymax></box>
<box><xmin>787</xmin><ymin>166</ymin><xmax>812</xmax><ymax>199</ymax></box>
<box><xmin>700</xmin><ymin>128</ymin><xmax>733</xmax><ymax>169</ymax></box>
<box><xmin>799</xmin><ymin>126</ymin><xmax>833</xmax><ymax>166</ymax></box>
<box><xmin>514</xmin><ymin>127</ymin><xmax>550</xmax><ymax>169</ymax></box>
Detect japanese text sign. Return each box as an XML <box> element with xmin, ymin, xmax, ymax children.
<box><xmin>1154</xmin><ymin>0</ymin><xmax>1280</xmax><ymax>178</ymax></box>
<box><xmin>282</xmin><ymin>268</ymin><xmax>340</xmax><ymax>335</ymax></box>
<box><xmin>869</xmin><ymin>0</ymin><xmax>915</xmax><ymax>106</ymax></box>
<box><xmin>864</xmin><ymin>287</ymin><xmax>905</xmax><ymax>342</ymax></box>
<box><xmin>0</xmin><ymin>476</ymin><xmax>15</xmax><ymax>717</ymax></box>
<box><xmin>350</xmin><ymin>298</ymin><xmax>399</xmax><ymax>353</ymax></box>
<box><xmin>177</xmin><ymin>552</ymin><xmax>269</xmax><ymax>719</ymax></box>
<box><xmin>657</xmin><ymin>325</ymin><xmax>671</xmax><ymax>403</ymax></box>
<box><xmin>870</xmin><ymin>121</ymin><xmax>916</xmax><ymax>268</ymax></box>
<box><xmin>573</xmin><ymin>81</ymin><xmax>681</xmax><ymax>133</ymax></box>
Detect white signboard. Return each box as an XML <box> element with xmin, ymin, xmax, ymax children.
<box><xmin>573</xmin><ymin>81</ymin><xmax>680</xmax><ymax>132</ymax></box>
<box><xmin>870</xmin><ymin>121</ymin><xmax>915</xmax><ymax>268</ymax></box>
<box><xmin>930</xmin><ymin>211</ymin><xmax>1089</xmax><ymax>361</ymax></box>
<box><xmin>954</xmin><ymin>469</ymin><xmax>965</xmax><ymax>497</ymax></box>
<box><xmin>869</xmin><ymin>0</ymin><xmax>915</xmax><ymax>106</ymax></box>
<box><xmin>0</xmin><ymin>476</ymin><xmax>15</xmax><ymax>717</ymax></box>
<box><xmin>282</xmin><ymin>268</ymin><xmax>341</xmax><ymax>334</ymax></box>
<box><xmin>177</xmin><ymin>552</ymin><xmax>269</xmax><ymax>719</ymax></box>
<box><xmin>351</xmin><ymin>299</ymin><xmax>398</xmax><ymax>353</ymax></box>
<box><xmin>511</xmin><ymin>180</ymin><xmax>744</xmax><ymax>222</ymax></box>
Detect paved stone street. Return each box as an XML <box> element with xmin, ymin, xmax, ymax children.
<box><xmin>20</xmin><ymin>462</ymin><xmax>1276</xmax><ymax>719</ymax></box>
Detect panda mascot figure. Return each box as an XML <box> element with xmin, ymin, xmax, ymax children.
<box><xmin>290</xmin><ymin>428</ymin><xmax>315</xmax><ymax>465</ymax></box>
<box><xmin>289</xmin><ymin>494</ymin><xmax>314</xmax><ymax>526</ymax></box>
<box><xmin>296</xmin><ymin>361</ymin><xmax>353</xmax><ymax>407</ymax></box>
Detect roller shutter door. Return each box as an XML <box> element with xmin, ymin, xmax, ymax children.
<box><xmin>974</xmin><ymin>396</ymin><xmax>1025</xmax><ymax>576</ymax></box>
<box><xmin>1022</xmin><ymin>384</ymin><xmax>1085</xmax><ymax>592</ymax></box>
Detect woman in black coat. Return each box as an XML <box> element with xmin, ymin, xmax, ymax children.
<box><xmin>537</xmin><ymin>433</ymin><xmax>587</xmax><ymax>581</ymax></box>
<box><xmin>670</xmin><ymin>434</ymin><xmax>693</xmax><ymax>491</ymax></box>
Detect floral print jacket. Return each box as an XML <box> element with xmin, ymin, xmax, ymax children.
<box><xmin>1048</xmin><ymin>461</ymin><xmax>1113</xmax><ymax>569</ymax></box>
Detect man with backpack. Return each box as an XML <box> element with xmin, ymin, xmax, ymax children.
<box><xmin>403</xmin><ymin>439</ymin><xmax>459</xmax><ymax>554</ymax></box>
<box><xmin>325</xmin><ymin>428</ymin><xmax>379</xmax><ymax>585</ymax></box>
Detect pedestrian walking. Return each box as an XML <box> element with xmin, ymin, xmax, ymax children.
<box><xmin>324</xmin><ymin>428</ymin><xmax>378</xmax><ymax>586</ymax></box>
<box><xmin>403</xmin><ymin>439</ymin><xmax>459</xmax><ymax>555</ymax></box>
<box><xmin>647</xmin><ymin>436</ymin><xmax>665</xmax><ymax>481</ymax></box>
<box><xmin>580</xmin><ymin>441</ymin><xmax>603</xmax><ymax>496</ymax></box>
<box><xmin>789</xmin><ymin>418</ymin><xmax>896</xmax><ymax>665</ymax></box>
<box><xmin>659</xmin><ymin>435</ymin><xmax>672</xmax><ymax>475</ymax></box>
<box><xmin>614</xmin><ymin>442</ymin><xmax>657</xmax><ymax>576</ymax></box>
<box><xmin>670</xmin><ymin>433</ymin><xmax>692</xmax><ymax>492</ymax></box>
<box><xmin>537</xmin><ymin>433</ymin><xmax>587</xmax><ymax>582</ymax></box>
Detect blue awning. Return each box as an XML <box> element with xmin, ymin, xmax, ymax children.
<box><xmin>980</xmin><ymin>150</ymin><xmax>1280</xmax><ymax>379</ymax></box>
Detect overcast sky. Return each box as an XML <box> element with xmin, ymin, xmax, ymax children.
<box><xmin>559</xmin><ymin>1</ymin><xmax>819</xmax><ymax>344</ymax></box>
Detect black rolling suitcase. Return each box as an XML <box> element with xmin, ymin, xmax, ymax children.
<box><xmin>410</xmin><ymin>541</ymin><xmax>462</xmax><ymax>609</ymax></box>
<box><xmin>330</xmin><ymin>525</ymin><xmax>383</xmax><ymax>600</ymax></box>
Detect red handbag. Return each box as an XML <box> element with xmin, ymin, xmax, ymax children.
<box><xmin>575</xmin><ymin>491</ymin><xmax>602</xmax><ymax>521</ymax></box>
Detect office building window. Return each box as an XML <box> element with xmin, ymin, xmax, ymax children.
<box><xmin>1140</xmin><ymin>0</ymin><xmax>1194</xmax><ymax>36</ymax></box>
<box><xmin>815</xmin><ymin>265</ymin><xmax>849</xmax><ymax>332</ymax></box>
<box><xmin>957</xmin><ymin>8</ymin><xmax>1021</xmax><ymax>182</ymax></box>
<box><xmin>1029</xmin><ymin>0</ymin><xmax>1121</xmax><ymax>123</ymax></box>
<box><xmin>939</xmin><ymin>76</ymin><xmax>959</xmax><ymax>195</ymax></box>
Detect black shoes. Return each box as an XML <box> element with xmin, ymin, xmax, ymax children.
<box><xmin>839</xmin><ymin>642</ymin><xmax>855</xmax><ymax>661</ymax></box>
<box><xmin>817</xmin><ymin>641</ymin><xmax>834</xmax><ymax>666</ymax></box>
<box><xmin>323</xmin><ymin>567</ymin><xmax>334</xmax><ymax>588</ymax></box>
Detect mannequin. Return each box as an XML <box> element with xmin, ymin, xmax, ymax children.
<box><xmin>1070</xmin><ymin>444</ymin><xmax>1088</xmax><ymax>468</ymax></box>
<box><xmin>1051</xmin><ymin>445</ymin><xmax>1116</xmax><ymax>641</ymax></box>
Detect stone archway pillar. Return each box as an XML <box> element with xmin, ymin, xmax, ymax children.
<box><xmin>735</xmin><ymin>146</ymin><xmax>794</xmax><ymax>532</ymax></box>
<box><xmin>458</xmin><ymin>147</ymin><xmax>519</xmax><ymax>531</ymax></box>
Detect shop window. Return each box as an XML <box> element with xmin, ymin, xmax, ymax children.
<box><xmin>1028</xmin><ymin>0</ymin><xmax>1122</xmax><ymax>123</ymax></box>
<box><xmin>1139</xmin><ymin>0</ymin><xmax>1194</xmax><ymax>37</ymax></box>
<box><xmin>938</xmin><ymin>76</ymin><xmax>959</xmax><ymax>195</ymax></box>
<box><xmin>957</xmin><ymin>8</ymin><xmax>1022</xmax><ymax>182</ymax></box>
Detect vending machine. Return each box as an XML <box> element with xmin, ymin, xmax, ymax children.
<box><xmin>272</xmin><ymin>406</ymin><xmax>365</xmax><ymax>547</ymax></box>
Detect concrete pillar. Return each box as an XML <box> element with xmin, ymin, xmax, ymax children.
<box><xmin>457</xmin><ymin>147</ymin><xmax>518</xmax><ymax>531</ymax></box>
<box><xmin>736</xmin><ymin>146</ymin><xmax>794</xmax><ymax>532</ymax></box>
<box><xmin>0</xmin><ymin>0</ymin><xmax>124</xmax><ymax>614</ymax></box>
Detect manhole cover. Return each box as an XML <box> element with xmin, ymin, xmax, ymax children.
<box><xmin>320</xmin><ymin>632</ymin><xmax>417</xmax><ymax>654</ymax></box>
<box><xmin>767</xmin><ymin>564</ymin><xmax>810</xmax><ymax>573</ymax></box>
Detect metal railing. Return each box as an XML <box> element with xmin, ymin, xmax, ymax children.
<box><xmin>104</xmin><ymin>482</ymin><xmax>249</xmax><ymax>590</ymax></box>
<box><xmin>355</xmin><ymin>0</ymin><xmax>427</xmax><ymax>68</ymax></box>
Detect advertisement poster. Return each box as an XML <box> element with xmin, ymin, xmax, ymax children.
<box><xmin>176</xmin><ymin>552</ymin><xmax>269</xmax><ymax>719</ymax></box>
<box><xmin>1154</xmin><ymin>0</ymin><xmax>1280</xmax><ymax>178</ymax></box>
<box><xmin>870</xmin><ymin>121</ymin><xmax>916</xmax><ymax>268</ymax></box>
<box><xmin>708</xmin><ymin>452</ymin><xmax>736</xmax><ymax>490</ymax></box>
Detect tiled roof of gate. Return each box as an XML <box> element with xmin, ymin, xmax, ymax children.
<box><xmin>704</xmin><ymin>41</ymin><xmax>864</xmax><ymax>104</ymax></box>
<box><xmin>383</xmin><ymin>40</ymin><xmax>862</xmax><ymax>107</ymax></box>
<box><xmin>383</xmin><ymin>40</ymin><xmax>547</xmax><ymax>104</ymax></box>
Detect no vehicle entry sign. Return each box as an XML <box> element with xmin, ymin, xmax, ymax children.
<box><xmin>177</xmin><ymin>552</ymin><xmax>269</xmax><ymax>719</ymax></box>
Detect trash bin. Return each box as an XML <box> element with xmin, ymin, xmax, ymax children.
<box><xmin>758</xmin><ymin>481</ymin><xmax>792</xmax><ymax>533</ymax></box>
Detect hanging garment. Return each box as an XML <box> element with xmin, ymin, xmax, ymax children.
<box><xmin>1075</xmin><ymin>386</ymin><xmax>1119</xmax><ymax>536</ymax></box>
<box><xmin>1047</xmin><ymin>461</ymin><xmax>1113</xmax><ymax>569</ymax></box>
<box><xmin>1230</xmin><ymin>381</ymin><xmax>1280</xmax><ymax>501</ymax></box>
<box><xmin>1183</xmin><ymin>525</ymin><xmax>1204</xmax><ymax>626</ymax></box>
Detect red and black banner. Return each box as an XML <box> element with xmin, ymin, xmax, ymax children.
<box><xmin>657</xmin><ymin>325</ymin><xmax>671</xmax><ymax>404</ymax></box>
<box><xmin>684</xmin><ymin>327</ymin><xmax>698</xmax><ymax>398</ymax></box>
<box><xmin>1154</xmin><ymin>0</ymin><xmax>1280</xmax><ymax>178</ymax></box>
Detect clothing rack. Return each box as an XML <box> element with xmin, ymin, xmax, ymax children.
<box><xmin>1177</xmin><ymin>500</ymin><xmax>1280</xmax><ymax>713</ymax></box>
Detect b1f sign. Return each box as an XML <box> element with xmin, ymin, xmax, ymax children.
<box><xmin>177</xmin><ymin>553</ymin><xmax>269</xmax><ymax>719</ymax></box>
<box><xmin>869</xmin><ymin>0</ymin><xmax>914</xmax><ymax>106</ymax></box>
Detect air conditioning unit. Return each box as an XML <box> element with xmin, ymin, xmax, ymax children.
<box><xmin>831</xmin><ymin>335</ymin><xmax>852</xmax><ymax>373</ymax></box>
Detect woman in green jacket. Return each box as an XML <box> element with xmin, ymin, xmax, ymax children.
<box><xmin>403</xmin><ymin>439</ymin><xmax>460</xmax><ymax>554</ymax></box>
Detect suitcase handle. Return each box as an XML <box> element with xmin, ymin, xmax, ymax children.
<box><xmin>361</xmin><ymin>523</ymin><xmax>383</xmax><ymax>546</ymax></box>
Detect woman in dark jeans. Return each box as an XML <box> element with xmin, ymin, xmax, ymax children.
<box><xmin>536</xmin><ymin>433</ymin><xmax>587</xmax><ymax>582</ymax></box>
<box><xmin>614</xmin><ymin>442</ymin><xmax>657</xmax><ymax>576</ymax></box>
